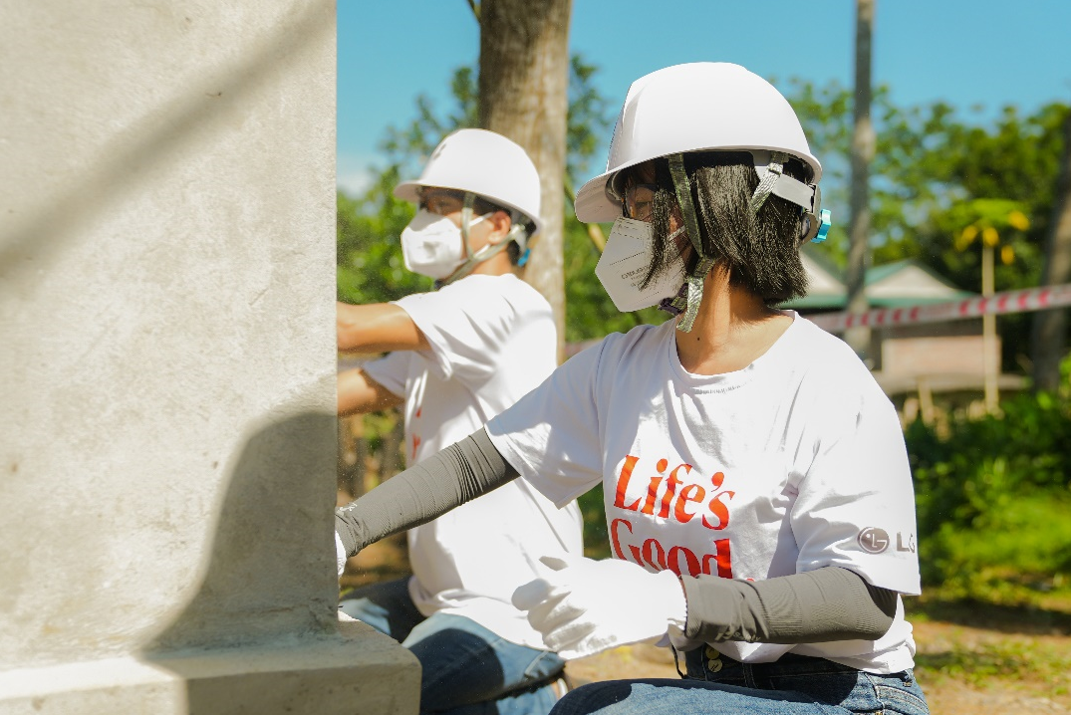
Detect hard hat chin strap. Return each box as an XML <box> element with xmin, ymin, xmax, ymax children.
<box><xmin>460</xmin><ymin>192</ymin><xmax>477</xmax><ymax>261</ymax></box>
<box><xmin>663</xmin><ymin>153</ymin><xmax>716</xmax><ymax>333</ymax></box>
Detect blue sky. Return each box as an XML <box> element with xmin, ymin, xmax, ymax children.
<box><xmin>338</xmin><ymin>0</ymin><xmax>1071</xmax><ymax>196</ymax></box>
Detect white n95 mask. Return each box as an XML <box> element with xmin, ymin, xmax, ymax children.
<box><xmin>594</xmin><ymin>217</ymin><xmax>686</xmax><ymax>313</ymax></box>
<box><xmin>400</xmin><ymin>210</ymin><xmax>487</xmax><ymax>280</ymax></box>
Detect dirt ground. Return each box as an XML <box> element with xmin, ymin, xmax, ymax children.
<box><xmin>345</xmin><ymin>539</ymin><xmax>1071</xmax><ymax>715</ymax></box>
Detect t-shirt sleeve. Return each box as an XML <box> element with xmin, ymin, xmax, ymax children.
<box><xmin>392</xmin><ymin>281</ymin><xmax>511</xmax><ymax>385</ymax></box>
<box><xmin>361</xmin><ymin>351</ymin><xmax>409</xmax><ymax>398</ymax></box>
<box><xmin>486</xmin><ymin>340</ymin><xmax>608</xmax><ymax>508</ymax></box>
<box><xmin>791</xmin><ymin>383</ymin><xmax>922</xmax><ymax>596</ymax></box>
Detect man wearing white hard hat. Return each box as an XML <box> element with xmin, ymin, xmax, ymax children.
<box><xmin>335</xmin><ymin>64</ymin><xmax>928</xmax><ymax>715</ymax></box>
<box><xmin>336</xmin><ymin>128</ymin><xmax>582</xmax><ymax>713</ymax></box>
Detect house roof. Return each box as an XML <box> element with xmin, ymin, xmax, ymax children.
<box><xmin>781</xmin><ymin>253</ymin><xmax>975</xmax><ymax>310</ymax></box>
<box><xmin>865</xmin><ymin>259</ymin><xmax>975</xmax><ymax>306</ymax></box>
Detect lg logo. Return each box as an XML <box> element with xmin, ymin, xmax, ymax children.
<box><xmin>857</xmin><ymin>527</ymin><xmax>917</xmax><ymax>554</ymax></box>
<box><xmin>858</xmin><ymin>527</ymin><xmax>890</xmax><ymax>554</ymax></box>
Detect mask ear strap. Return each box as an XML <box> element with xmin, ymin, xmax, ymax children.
<box><xmin>668</xmin><ymin>154</ymin><xmax>716</xmax><ymax>333</ymax></box>
<box><xmin>442</xmin><ymin>239</ymin><xmax>510</xmax><ymax>285</ymax></box>
<box><xmin>440</xmin><ymin>194</ymin><xmax>515</xmax><ymax>287</ymax></box>
<box><xmin>460</xmin><ymin>192</ymin><xmax>476</xmax><ymax>260</ymax></box>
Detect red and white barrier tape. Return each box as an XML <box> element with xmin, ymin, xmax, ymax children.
<box><xmin>808</xmin><ymin>283</ymin><xmax>1071</xmax><ymax>332</ymax></box>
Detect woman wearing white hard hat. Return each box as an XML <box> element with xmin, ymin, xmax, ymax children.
<box><xmin>336</xmin><ymin>128</ymin><xmax>583</xmax><ymax>714</ymax></box>
<box><xmin>336</xmin><ymin>65</ymin><xmax>928</xmax><ymax>714</ymax></box>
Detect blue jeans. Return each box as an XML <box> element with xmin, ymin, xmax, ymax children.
<box><xmin>340</xmin><ymin>578</ymin><xmax>565</xmax><ymax>715</ymax></box>
<box><xmin>550</xmin><ymin>646</ymin><xmax>928</xmax><ymax>715</ymax></box>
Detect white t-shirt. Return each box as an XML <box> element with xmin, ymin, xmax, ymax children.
<box><xmin>363</xmin><ymin>273</ymin><xmax>583</xmax><ymax>650</ymax></box>
<box><xmin>487</xmin><ymin>312</ymin><xmax>921</xmax><ymax>673</ymax></box>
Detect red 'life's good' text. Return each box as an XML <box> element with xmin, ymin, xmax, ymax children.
<box><xmin>610</xmin><ymin>455</ymin><xmax>735</xmax><ymax>578</ymax></box>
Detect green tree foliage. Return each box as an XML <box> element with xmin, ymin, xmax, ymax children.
<box><xmin>910</xmin><ymin>104</ymin><xmax>1068</xmax><ymax>292</ymax></box>
<box><xmin>337</xmin><ymin>168</ymin><xmax>431</xmax><ymax>305</ymax></box>
<box><xmin>783</xmin><ymin>78</ymin><xmax>1070</xmax><ymax>369</ymax></box>
<box><xmin>909</xmin><ymin>104</ymin><xmax>1069</xmax><ymax>369</ymax></box>
<box><xmin>565</xmin><ymin>58</ymin><xmax>608</xmax><ymax>188</ymax></box>
<box><xmin>784</xmin><ymin>80</ymin><xmax>1068</xmax><ymax>271</ymax></box>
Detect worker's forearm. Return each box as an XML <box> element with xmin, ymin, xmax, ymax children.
<box><xmin>337</xmin><ymin>302</ymin><xmax>428</xmax><ymax>352</ymax></box>
<box><xmin>337</xmin><ymin>368</ymin><xmax>402</xmax><ymax>416</ymax></box>
<box><xmin>335</xmin><ymin>428</ymin><xmax>519</xmax><ymax>555</ymax></box>
<box><xmin>682</xmin><ymin>566</ymin><xmax>898</xmax><ymax>644</ymax></box>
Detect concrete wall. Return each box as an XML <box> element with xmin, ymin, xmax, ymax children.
<box><xmin>0</xmin><ymin>1</ymin><xmax>418</xmax><ymax>711</ymax></box>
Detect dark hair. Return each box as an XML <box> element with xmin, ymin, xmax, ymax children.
<box><xmin>627</xmin><ymin>151</ymin><xmax>811</xmax><ymax>306</ymax></box>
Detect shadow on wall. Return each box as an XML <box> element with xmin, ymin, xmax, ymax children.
<box><xmin>0</xmin><ymin>0</ymin><xmax>334</xmax><ymax>288</ymax></box>
<box><xmin>143</xmin><ymin>410</ymin><xmax>339</xmax><ymax>658</ymax></box>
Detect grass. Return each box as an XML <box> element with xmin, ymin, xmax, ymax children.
<box><xmin>906</xmin><ymin>590</ymin><xmax>1071</xmax><ymax>705</ymax></box>
<box><xmin>908</xmin><ymin>589</ymin><xmax>1071</xmax><ymax>631</ymax></box>
<box><xmin>915</xmin><ymin>639</ymin><xmax>1071</xmax><ymax>691</ymax></box>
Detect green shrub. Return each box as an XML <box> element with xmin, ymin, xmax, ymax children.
<box><xmin>906</xmin><ymin>380</ymin><xmax>1071</xmax><ymax>601</ymax></box>
<box><xmin>909</xmin><ymin>391</ymin><xmax>1071</xmax><ymax>532</ymax></box>
<box><xmin>578</xmin><ymin>484</ymin><xmax>611</xmax><ymax>559</ymax></box>
<box><xmin>922</xmin><ymin>493</ymin><xmax>1071</xmax><ymax>601</ymax></box>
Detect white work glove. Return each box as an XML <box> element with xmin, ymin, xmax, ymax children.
<box><xmin>511</xmin><ymin>554</ymin><xmax>687</xmax><ymax>660</ymax></box>
<box><xmin>335</xmin><ymin>531</ymin><xmax>348</xmax><ymax>577</ymax></box>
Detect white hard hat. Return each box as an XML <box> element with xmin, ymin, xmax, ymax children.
<box><xmin>394</xmin><ymin>128</ymin><xmax>543</xmax><ymax>236</ymax></box>
<box><xmin>574</xmin><ymin>62</ymin><xmax>822</xmax><ymax>223</ymax></box>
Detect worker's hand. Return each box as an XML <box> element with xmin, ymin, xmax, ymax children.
<box><xmin>335</xmin><ymin>531</ymin><xmax>348</xmax><ymax>577</ymax></box>
<box><xmin>334</xmin><ymin>510</ymin><xmax>365</xmax><ymax>578</ymax></box>
<box><xmin>511</xmin><ymin>554</ymin><xmax>687</xmax><ymax>659</ymax></box>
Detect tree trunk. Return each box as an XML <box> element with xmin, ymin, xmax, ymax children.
<box><xmin>1031</xmin><ymin>109</ymin><xmax>1071</xmax><ymax>392</ymax></box>
<box><xmin>845</xmin><ymin>0</ymin><xmax>875</xmax><ymax>359</ymax></box>
<box><xmin>477</xmin><ymin>0</ymin><xmax>573</xmax><ymax>362</ymax></box>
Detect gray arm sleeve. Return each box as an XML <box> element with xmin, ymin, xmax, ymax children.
<box><xmin>334</xmin><ymin>428</ymin><xmax>519</xmax><ymax>557</ymax></box>
<box><xmin>681</xmin><ymin>566</ymin><xmax>898</xmax><ymax>643</ymax></box>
